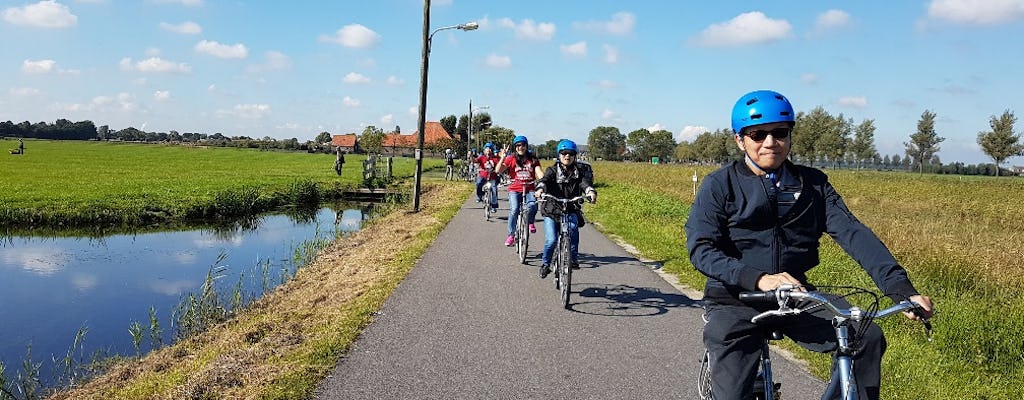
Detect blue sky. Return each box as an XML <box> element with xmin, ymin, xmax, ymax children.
<box><xmin>1</xmin><ymin>0</ymin><xmax>1023</xmax><ymax>164</ymax></box>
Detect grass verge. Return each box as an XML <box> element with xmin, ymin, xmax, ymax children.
<box><xmin>45</xmin><ymin>180</ymin><xmax>471</xmax><ymax>400</ymax></box>
<box><xmin>585</xmin><ymin>161</ymin><xmax>1024</xmax><ymax>400</ymax></box>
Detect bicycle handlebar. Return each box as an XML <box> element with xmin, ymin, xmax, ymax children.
<box><xmin>539</xmin><ymin>193</ymin><xmax>589</xmax><ymax>204</ymax></box>
<box><xmin>742</xmin><ymin>285</ymin><xmax>931</xmax><ymax>333</ymax></box>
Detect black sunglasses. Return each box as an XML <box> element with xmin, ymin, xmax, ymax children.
<box><xmin>559</xmin><ymin>151</ymin><xmax>577</xmax><ymax>156</ymax></box>
<box><xmin>744</xmin><ymin>127</ymin><xmax>791</xmax><ymax>142</ymax></box>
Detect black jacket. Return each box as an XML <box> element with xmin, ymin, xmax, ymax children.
<box><xmin>536</xmin><ymin>162</ymin><xmax>594</xmax><ymax>217</ymax></box>
<box><xmin>685</xmin><ymin>160</ymin><xmax>919</xmax><ymax>305</ymax></box>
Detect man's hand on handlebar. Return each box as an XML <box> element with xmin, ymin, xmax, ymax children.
<box><xmin>905</xmin><ymin>294</ymin><xmax>934</xmax><ymax>321</ymax></box>
<box><xmin>756</xmin><ymin>272</ymin><xmax>803</xmax><ymax>291</ymax></box>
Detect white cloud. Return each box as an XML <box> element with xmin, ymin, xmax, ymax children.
<box><xmin>159</xmin><ymin>20</ymin><xmax>201</xmax><ymax>34</ymax></box>
<box><xmin>10</xmin><ymin>87</ymin><xmax>40</xmax><ymax>97</ymax></box>
<box><xmin>120</xmin><ymin>57</ymin><xmax>191</xmax><ymax>73</ymax></box>
<box><xmin>22</xmin><ymin>59</ymin><xmax>56</xmax><ymax>74</ymax></box>
<box><xmin>592</xmin><ymin>79</ymin><xmax>618</xmax><ymax>89</ymax></box>
<box><xmin>380</xmin><ymin>114</ymin><xmax>394</xmax><ymax>126</ymax></box>
<box><xmin>408</xmin><ymin>106</ymin><xmax>419</xmax><ymax>117</ymax></box>
<box><xmin>573</xmin><ymin>12</ymin><xmax>636</xmax><ymax>36</ymax></box>
<box><xmin>152</xmin><ymin>0</ymin><xmax>202</xmax><ymax>6</ymax></box>
<box><xmin>342</xmin><ymin>96</ymin><xmax>360</xmax><ymax>107</ymax></box>
<box><xmin>22</xmin><ymin>59</ymin><xmax>78</xmax><ymax>75</ymax></box>
<box><xmin>246</xmin><ymin>50</ymin><xmax>291</xmax><ymax>73</ymax></box>
<box><xmin>195</xmin><ymin>40</ymin><xmax>248</xmax><ymax>59</ymax></box>
<box><xmin>1</xmin><ymin>246</ymin><xmax>70</xmax><ymax>276</ymax></box>
<box><xmin>647</xmin><ymin>123</ymin><xmax>666</xmax><ymax>132</ymax></box>
<box><xmin>342</xmin><ymin>72</ymin><xmax>371</xmax><ymax>84</ymax></box>
<box><xmin>2</xmin><ymin>0</ymin><xmax>77</xmax><ymax>28</ymax></box>
<box><xmin>498</xmin><ymin>18</ymin><xmax>556</xmax><ymax>40</ymax></box>
<box><xmin>601</xmin><ymin>108</ymin><xmax>617</xmax><ymax>120</ymax></box>
<box><xmin>485</xmin><ymin>54</ymin><xmax>512</xmax><ymax>68</ymax></box>
<box><xmin>801</xmin><ymin>73</ymin><xmax>820</xmax><ymax>85</ymax></box>
<box><xmin>57</xmin><ymin>92</ymin><xmax>137</xmax><ymax>113</ymax></box>
<box><xmin>678</xmin><ymin>125</ymin><xmax>710</xmax><ymax>142</ymax></box>
<box><xmin>560</xmin><ymin>41</ymin><xmax>587</xmax><ymax>57</ymax></box>
<box><xmin>837</xmin><ymin>96</ymin><xmax>869</xmax><ymax>108</ymax></box>
<box><xmin>217</xmin><ymin>104</ymin><xmax>271</xmax><ymax>119</ymax></box>
<box><xmin>386</xmin><ymin>75</ymin><xmax>404</xmax><ymax>85</ymax></box>
<box><xmin>692</xmin><ymin>12</ymin><xmax>793</xmax><ymax>47</ymax></box>
<box><xmin>154</xmin><ymin>90</ymin><xmax>171</xmax><ymax>101</ymax></box>
<box><xmin>144</xmin><ymin>47</ymin><xmax>161</xmax><ymax>57</ymax></box>
<box><xmin>319</xmin><ymin>24</ymin><xmax>381</xmax><ymax>48</ymax></box>
<box><xmin>927</xmin><ymin>0</ymin><xmax>1024</xmax><ymax>25</ymax></box>
<box><xmin>602</xmin><ymin>44</ymin><xmax>619</xmax><ymax>64</ymax></box>
<box><xmin>814</xmin><ymin>9</ymin><xmax>851</xmax><ymax>33</ymax></box>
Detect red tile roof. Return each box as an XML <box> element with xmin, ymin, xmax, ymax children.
<box><xmin>383</xmin><ymin>122</ymin><xmax>452</xmax><ymax>148</ymax></box>
<box><xmin>331</xmin><ymin>134</ymin><xmax>357</xmax><ymax>147</ymax></box>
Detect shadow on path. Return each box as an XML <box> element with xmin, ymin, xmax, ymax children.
<box><xmin>569</xmin><ymin>283</ymin><xmax>703</xmax><ymax>317</ymax></box>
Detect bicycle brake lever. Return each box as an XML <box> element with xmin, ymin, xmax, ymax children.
<box><xmin>911</xmin><ymin>308</ymin><xmax>933</xmax><ymax>342</ymax></box>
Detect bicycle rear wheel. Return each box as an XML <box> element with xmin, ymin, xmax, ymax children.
<box><xmin>483</xmin><ymin>187</ymin><xmax>491</xmax><ymax>221</ymax></box>
<box><xmin>559</xmin><ymin>235</ymin><xmax>571</xmax><ymax>309</ymax></box>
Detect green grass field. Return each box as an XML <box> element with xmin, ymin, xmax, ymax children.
<box><xmin>0</xmin><ymin>139</ymin><xmax>443</xmax><ymax>231</ymax></box>
<box><xmin>586</xmin><ymin>161</ymin><xmax>1024</xmax><ymax>399</ymax></box>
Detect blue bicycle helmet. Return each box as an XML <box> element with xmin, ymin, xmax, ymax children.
<box><xmin>512</xmin><ymin>135</ymin><xmax>529</xmax><ymax>146</ymax></box>
<box><xmin>484</xmin><ymin>142</ymin><xmax>495</xmax><ymax>151</ymax></box>
<box><xmin>556</xmin><ymin>139</ymin><xmax>578</xmax><ymax>154</ymax></box>
<box><xmin>731</xmin><ymin>90</ymin><xmax>795</xmax><ymax>135</ymax></box>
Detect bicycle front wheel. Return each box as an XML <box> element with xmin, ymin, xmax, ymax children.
<box><xmin>518</xmin><ymin>215</ymin><xmax>529</xmax><ymax>264</ymax></box>
<box><xmin>559</xmin><ymin>233</ymin><xmax>571</xmax><ymax>309</ymax></box>
<box><xmin>698</xmin><ymin>350</ymin><xmax>714</xmax><ymax>400</ymax></box>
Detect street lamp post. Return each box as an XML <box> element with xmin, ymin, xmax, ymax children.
<box><xmin>412</xmin><ymin>0</ymin><xmax>477</xmax><ymax>212</ymax></box>
<box><xmin>467</xmin><ymin>100</ymin><xmax>489</xmax><ymax>165</ymax></box>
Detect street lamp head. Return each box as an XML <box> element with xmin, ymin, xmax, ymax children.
<box><xmin>459</xmin><ymin>22</ymin><xmax>479</xmax><ymax>31</ymax></box>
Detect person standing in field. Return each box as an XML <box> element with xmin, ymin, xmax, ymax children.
<box><xmin>334</xmin><ymin>148</ymin><xmax>345</xmax><ymax>176</ymax></box>
<box><xmin>19</xmin><ymin>138</ymin><xmax>24</xmax><ymax>155</ymax></box>
<box><xmin>686</xmin><ymin>89</ymin><xmax>933</xmax><ymax>400</ymax></box>
<box><xmin>444</xmin><ymin>148</ymin><xmax>456</xmax><ymax>180</ymax></box>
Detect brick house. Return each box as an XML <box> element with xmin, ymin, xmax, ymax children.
<box><xmin>380</xmin><ymin>121</ymin><xmax>454</xmax><ymax>157</ymax></box>
<box><xmin>330</xmin><ymin>133</ymin><xmax>359</xmax><ymax>153</ymax></box>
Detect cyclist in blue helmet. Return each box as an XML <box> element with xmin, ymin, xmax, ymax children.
<box><xmin>496</xmin><ymin>135</ymin><xmax>543</xmax><ymax>246</ymax></box>
<box><xmin>686</xmin><ymin>90</ymin><xmax>933</xmax><ymax>400</ymax></box>
<box><xmin>474</xmin><ymin>142</ymin><xmax>501</xmax><ymax>212</ymax></box>
<box><xmin>535</xmin><ymin>139</ymin><xmax>596</xmax><ymax>278</ymax></box>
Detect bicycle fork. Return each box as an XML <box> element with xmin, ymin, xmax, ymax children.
<box><xmin>822</xmin><ymin>324</ymin><xmax>857</xmax><ymax>400</ymax></box>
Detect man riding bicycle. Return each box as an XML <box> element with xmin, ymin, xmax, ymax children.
<box><xmin>535</xmin><ymin>139</ymin><xmax>596</xmax><ymax>279</ymax></box>
<box><xmin>475</xmin><ymin>142</ymin><xmax>501</xmax><ymax>212</ymax></box>
<box><xmin>496</xmin><ymin>135</ymin><xmax>543</xmax><ymax>247</ymax></box>
<box><xmin>685</xmin><ymin>90</ymin><xmax>933</xmax><ymax>400</ymax></box>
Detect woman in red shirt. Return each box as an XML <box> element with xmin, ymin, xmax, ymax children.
<box><xmin>475</xmin><ymin>142</ymin><xmax>502</xmax><ymax>212</ymax></box>
<box><xmin>496</xmin><ymin>135</ymin><xmax>543</xmax><ymax>246</ymax></box>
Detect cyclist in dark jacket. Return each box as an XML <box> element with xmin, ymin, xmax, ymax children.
<box><xmin>685</xmin><ymin>90</ymin><xmax>933</xmax><ymax>400</ymax></box>
<box><xmin>535</xmin><ymin>139</ymin><xmax>596</xmax><ymax>279</ymax></box>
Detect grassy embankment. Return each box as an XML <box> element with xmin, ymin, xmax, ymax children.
<box><xmin>0</xmin><ymin>139</ymin><xmax>444</xmax><ymax>232</ymax></box>
<box><xmin>585</xmin><ymin>161</ymin><xmax>1024</xmax><ymax>400</ymax></box>
<box><xmin>46</xmin><ymin>181</ymin><xmax>471</xmax><ymax>399</ymax></box>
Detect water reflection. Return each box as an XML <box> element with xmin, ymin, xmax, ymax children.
<box><xmin>0</xmin><ymin>205</ymin><xmax>368</xmax><ymax>386</ymax></box>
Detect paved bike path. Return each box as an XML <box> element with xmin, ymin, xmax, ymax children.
<box><xmin>315</xmin><ymin>191</ymin><xmax>825</xmax><ymax>399</ymax></box>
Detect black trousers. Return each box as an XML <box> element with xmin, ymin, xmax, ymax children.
<box><xmin>703</xmin><ymin>299</ymin><xmax>886</xmax><ymax>400</ymax></box>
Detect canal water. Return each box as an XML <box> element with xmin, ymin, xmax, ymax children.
<box><xmin>0</xmin><ymin>206</ymin><xmax>367</xmax><ymax>386</ymax></box>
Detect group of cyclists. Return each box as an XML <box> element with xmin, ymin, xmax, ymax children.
<box><xmin>443</xmin><ymin>88</ymin><xmax>934</xmax><ymax>400</ymax></box>
<box><xmin>466</xmin><ymin>135</ymin><xmax>596</xmax><ymax>280</ymax></box>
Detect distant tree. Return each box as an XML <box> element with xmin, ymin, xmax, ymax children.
<box><xmin>536</xmin><ymin>139</ymin><xmax>559</xmax><ymax>159</ymax></box>
<box><xmin>977</xmin><ymin>110</ymin><xmax>1023</xmax><ymax>176</ymax></box>
<box><xmin>456</xmin><ymin>115</ymin><xmax>469</xmax><ymax>144</ymax></box>
<box><xmin>481</xmin><ymin>126</ymin><xmax>515</xmax><ymax>149</ymax></box>
<box><xmin>849</xmin><ymin>119</ymin><xmax>879</xmax><ymax>169</ymax></box>
<box><xmin>792</xmin><ymin>107</ymin><xmax>830</xmax><ymax>166</ymax></box>
<box><xmin>587</xmin><ymin>126</ymin><xmax>626</xmax><ymax>161</ymax></box>
<box><xmin>315</xmin><ymin>131</ymin><xmax>332</xmax><ymax>145</ymax></box>
<box><xmin>675</xmin><ymin>140</ymin><xmax>697</xmax><ymax>162</ymax></box>
<box><xmin>359</xmin><ymin>125</ymin><xmax>385</xmax><ymax>155</ymax></box>
<box><xmin>693</xmin><ymin>130</ymin><xmax>729</xmax><ymax>164</ymax></box>
<box><xmin>626</xmin><ymin>128</ymin><xmax>676</xmax><ymax>162</ymax></box>
<box><xmin>904</xmin><ymin>110</ymin><xmax>944</xmax><ymax>174</ymax></box>
<box><xmin>440</xmin><ymin>115</ymin><xmax>457</xmax><ymax>139</ymax></box>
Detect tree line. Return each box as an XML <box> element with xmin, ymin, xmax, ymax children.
<box><xmin>1</xmin><ymin>119</ymin><xmax>309</xmax><ymax>151</ymax></box>
<box><xmin>584</xmin><ymin>108</ymin><xmax>1023</xmax><ymax>177</ymax></box>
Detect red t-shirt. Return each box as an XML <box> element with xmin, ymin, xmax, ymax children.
<box><xmin>502</xmin><ymin>154</ymin><xmax>541</xmax><ymax>192</ymax></box>
<box><xmin>476</xmin><ymin>155</ymin><xmax>501</xmax><ymax>180</ymax></box>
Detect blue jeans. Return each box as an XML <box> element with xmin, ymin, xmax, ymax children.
<box><xmin>542</xmin><ymin>213</ymin><xmax>579</xmax><ymax>266</ymax></box>
<box><xmin>475</xmin><ymin>176</ymin><xmax>498</xmax><ymax>208</ymax></box>
<box><xmin>507</xmin><ymin>191</ymin><xmax>537</xmax><ymax>236</ymax></box>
